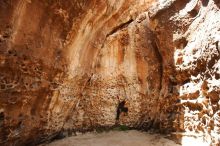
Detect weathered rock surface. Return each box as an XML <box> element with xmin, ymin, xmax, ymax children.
<box><xmin>0</xmin><ymin>0</ymin><xmax>219</xmax><ymax>145</ymax></box>
<box><xmin>149</xmin><ymin>0</ymin><xmax>220</xmax><ymax>144</ymax></box>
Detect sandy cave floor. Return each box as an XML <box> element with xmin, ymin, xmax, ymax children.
<box><xmin>43</xmin><ymin>130</ymin><xmax>181</xmax><ymax>146</ymax></box>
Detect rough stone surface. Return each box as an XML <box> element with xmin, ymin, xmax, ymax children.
<box><xmin>149</xmin><ymin>0</ymin><xmax>220</xmax><ymax>144</ymax></box>
<box><xmin>0</xmin><ymin>0</ymin><xmax>219</xmax><ymax>145</ymax></box>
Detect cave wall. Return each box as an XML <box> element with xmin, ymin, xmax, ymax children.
<box><xmin>0</xmin><ymin>0</ymin><xmax>219</xmax><ymax>145</ymax></box>
<box><xmin>0</xmin><ymin>0</ymin><xmax>159</xmax><ymax>145</ymax></box>
<box><xmin>149</xmin><ymin>0</ymin><xmax>220</xmax><ymax>144</ymax></box>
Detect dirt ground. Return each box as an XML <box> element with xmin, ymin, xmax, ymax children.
<box><xmin>44</xmin><ymin>130</ymin><xmax>181</xmax><ymax>146</ymax></box>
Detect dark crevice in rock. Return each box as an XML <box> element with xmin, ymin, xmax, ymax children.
<box><xmin>181</xmin><ymin>78</ymin><xmax>191</xmax><ymax>85</ymax></box>
<box><xmin>189</xmin><ymin>9</ymin><xmax>199</xmax><ymax>17</ymax></box>
<box><xmin>0</xmin><ymin>112</ymin><xmax>4</xmax><ymax>131</ymax></box>
<box><xmin>215</xmin><ymin>41</ymin><xmax>220</xmax><ymax>56</ymax></box>
<box><xmin>152</xmin><ymin>38</ymin><xmax>163</xmax><ymax>91</ymax></box>
<box><xmin>99</xmin><ymin>18</ymin><xmax>134</xmax><ymax>58</ymax></box>
<box><xmin>106</xmin><ymin>19</ymin><xmax>134</xmax><ymax>37</ymax></box>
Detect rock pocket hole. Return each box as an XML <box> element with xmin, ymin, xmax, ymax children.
<box><xmin>202</xmin><ymin>0</ymin><xmax>209</xmax><ymax>7</ymax></box>
<box><xmin>7</xmin><ymin>49</ymin><xmax>17</xmax><ymax>56</ymax></box>
<box><xmin>189</xmin><ymin>9</ymin><xmax>199</xmax><ymax>17</ymax></box>
<box><xmin>174</xmin><ymin>37</ymin><xmax>188</xmax><ymax>50</ymax></box>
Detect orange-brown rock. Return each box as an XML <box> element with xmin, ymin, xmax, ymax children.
<box><xmin>0</xmin><ymin>0</ymin><xmax>219</xmax><ymax>145</ymax></box>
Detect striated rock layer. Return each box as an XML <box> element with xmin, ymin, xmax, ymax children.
<box><xmin>0</xmin><ymin>0</ymin><xmax>219</xmax><ymax>145</ymax></box>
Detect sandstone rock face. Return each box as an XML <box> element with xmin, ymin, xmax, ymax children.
<box><xmin>0</xmin><ymin>0</ymin><xmax>219</xmax><ymax>145</ymax></box>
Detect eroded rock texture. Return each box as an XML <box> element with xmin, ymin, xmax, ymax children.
<box><xmin>149</xmin><ymin>0</ymin><xmax>220</xmax><ymax>144</ymax></box>
<box><xmin>0</xmin><ymin>0</ymin><xmax>219</xmax><ymax>145</ymax></box>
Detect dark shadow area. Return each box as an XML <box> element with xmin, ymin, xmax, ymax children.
<box><xmin>189</xmin><ymin>9</ymin><xmax>199</xmax><ymax>17</ymax></box>
<box><xmin>116</xmin><ymin>100</ymin><xmax>128</xmax><ymax>121</ymax></box>
<box><xmin>202</xmin><ymin>0</ymin><xmax>209</xmax><ymax>7</ymax></box>
<box><xmin>214</xmin><ymin>0</ymin><xmax>220</xmax><ymax>9</ymax></box>
<box><xmin>0</xmin><ymin>111</ymin><xmax>6</xmax><ymax>145</ymax></box>
<box><xmin>0</xmin><ymin>112</ymin><xmax>4</xmax><ymax>126</ymax></box>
